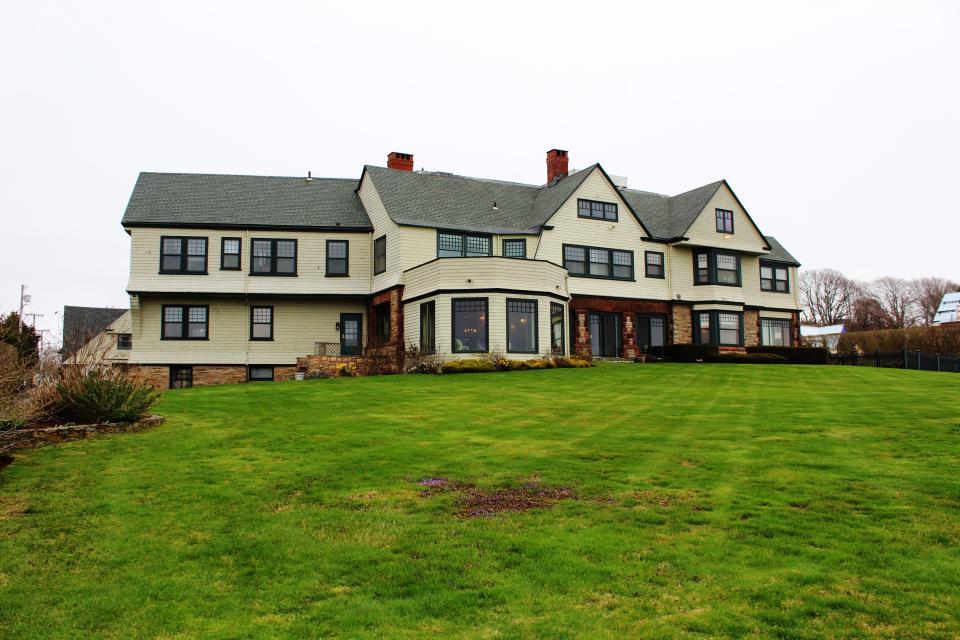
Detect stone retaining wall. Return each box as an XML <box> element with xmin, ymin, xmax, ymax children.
<box><xmin>1</xmin><ymin>415</ymin><xmax>165</xmax><ymax>453</ymax></box>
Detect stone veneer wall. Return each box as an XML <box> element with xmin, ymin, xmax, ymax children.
<box><xmin>744</xmin><ymin>310</ymin><xmax>760</xmax><ymax>347</ymax></box>
<box><xmin>1</xmin><ymin>415</ymin><xmax>165</xmax><ymax>453</ymax></box>
<box><xmin>568</xmin><ymin>297</ymin><xmax>673</xmax><ymax>358</ymax></box>
<box><xmin>671</xmin><ymin>304</ymin><xmax>692</xmax><ymax>344</ymax></box>
<box><xmin>133</xmin><ymin>364</ymin><xmax>298</xmax><ymax>388</ymax></box>
<box><xmin>296</xmin><ymin>355</ymin><xmax>363</xmax><ymax>377</ymax></box>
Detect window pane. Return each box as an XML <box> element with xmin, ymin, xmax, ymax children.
<box><xmin>328</xmin><ymin>241</ymin><xmax>346</xmax><ymax>259</ymax></box>
<box><xmin>222</xmin><ymin>254</ymin><xmax>239</xmax><ymax>269</ymax></box>
<box><xmin>591</xmin><ymin>201</ymin><xmax>604</xmax><ymax>219</ymax></box>
<box><xmin>504</xmin><ymin>239</ymin><xmax>525</xmax><ymax>258</ymax></box>
<box><xmin>187</xmin><ymin>238</ymin><xmax>206</xmax><ymax>256</ymax></box>
<box><xmin>612</xmin><ymin>250</ymin><xmax>632</xmax><ymax>278</ymax></box>
<box><xmin>650</xmin><ymin>316</ymin><xmax>665</xmax><ymax>347</ymax></box>
<box><xmin>223</xmin><ymin>239</ymin><xmax>240</xmax><ymax>254</ymax></box>
<box><xmin>603</xmin><ymin>203</ymin><xmax>617</xmax><ymax>220</ymax></box>
<box><xmin>253</xmin><ymin>307</ymin><xmax>271</xmax><ymax>323</ymax></box>
<box><xmin>718</xmin><ymin>313</ymin><xmax>740</xmax><ymax>345</ymax></box>
<box><xmin>589</xmin><ymin>248</ymin><xmax>609</xmax><ymax>276</ymax></box>
<box><xmin>252</xmin><ymin>241</ymin><xmax>272</xmax><ymax>272</ymax></box>
<box><xmin>551</xmin><ymin>302</ymin><xmax>564</xmax><ymax>353</ymax></box>
<box><xmin>438</xmin><ymin>232</ymin><xmax>462</xmax><ymax>257</ymax></box>
<box><xmin>564</xmin><ymin>246</ymin><xmax>585</xmax><ymax>274</ymax></box>
<box><xmin>276</xmin><ymin>257</ymin><xmax>295</xmax><ymax>273</ymax></box>
<box><xmin>507</xmin><ymin>299</ymin><xmax>537</xmax><ymax>352</ymax></box>
<box><xmin>162</xmin><ymin>255</ymin><xmax>181</xmax><ymax>271</ymax></box>
<box><xmin>187</xmin><ymin>256</ymin><xmax>205</xmax><ymax>272</ymax></box>
<box><xmin>164</xmin><ymin>307</ymin><xmax>183</xmax><ymax>322</ymax></box>
<box><xmin>163</xmin><ymin>238</ymin><xmax>181</xmax><ymax>255</ymax></box>
<box><xmin>452</xmin><ymin>299</ymin><xmax>487</xmax><ymax>352</ymax></box>
<box><xmin>465</xmin><ymin>235</ymin><xmax>490</xmax><ymax>256</ymax></box>
<box><xmin>698</xmin><ymin>312</ymin><xmax>711</xmax><ymax>344</ymax></box>
<box><xmin>249</xmin><ymin>367</ymin><xmax>273</xmax><ymax>381</ymax></box>
<box><xmin>188</xmin><ymin>307</ymin><xmax>207</xmax><ymax>338</ymax></box>
<box><xmin>252</xmin><ymin>324</ymin><xmax>271</xmax><ymax>339</ymax></box>
<box><xmin>578</xmin><ymin>200</ymin><xmax>591</xmax><ymax>217</ymax></box>
<box><xmin>277</xmin><ymin>241</ymin><xmax>295</xmax><ymax>257</ymax></box>
<box><xmin>420</xmin><ymin>302</ymin><xmax>435</xmax><ymax>353</ymax></box>
<box><xmin>760</xmin><ymin>266</ymin><xmax>773</xmax><ymax>279</ymax></box>
<box><xmin>328</xmin><ymin>258</ymin><xmax>347</xmax><ymax>274</ymax></box>
<box><xmin>163</xmin><ymin>322</ymin><xmax>182</xmax><ymax>338</ymax></box>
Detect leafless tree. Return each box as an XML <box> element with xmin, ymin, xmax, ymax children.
<box><xmin>910</xmin><ymin>277</ymin><xmax>959</xmax><ymax>325</ymax></box>
<box><xmin>799</xmin><ymin>268</ymin><xmax>855</xmax><ymax>325</ymax></box>
<box><xmin>872</xmin><ymin>277</ymin><xmax>919</xmax><ymax>328</ymax></box>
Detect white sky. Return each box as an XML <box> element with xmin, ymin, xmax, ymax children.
<box><xmin>2</xmin><ymin>1</ymin><xmax>958</xmax><ymax>344</ymax></box>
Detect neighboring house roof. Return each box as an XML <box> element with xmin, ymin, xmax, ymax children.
<box><xmin>800</xmin><ymin>324</ymin><xmax>846</xmax><ymax>337</ymax></box>
<box><xmin>62</xmin><ymin>306</ymin><xmax>128</xmax><ymax>357</ymax></box>
<box><xmin>122</xmin><ymin>172</ymin><xmax>373</xmax><ymax>231</ymax></box>
<box><xmin>933</xmin><ymin>291</ymin><xmax>960</xmax><ymax>324</ymax></box>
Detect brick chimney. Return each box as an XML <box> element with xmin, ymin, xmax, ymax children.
<box><xmin>387</xmin><ymin>151</ymin><xmax>414</xmax><ymax>171</ymax></box>
<box><xmin>546</xmin><ymin>149</ymin><xmax>569</xmax><ymax>183</ymax></box>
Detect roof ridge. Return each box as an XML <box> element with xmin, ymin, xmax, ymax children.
<box><xmin>138</xmin><ymin>171</ymin><xmax>357</xmax><ymax>182</ymax></box>
<box><xmin>366</xmin><ymin>163</ymin><xmax>598</xmax><ymax>191</ymax></box>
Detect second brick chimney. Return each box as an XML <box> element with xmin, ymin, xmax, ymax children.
<box><xmin>546</xmin><ymin>149</ymin><xmax>569</xmax><ymax>183</ymax></box>
<box><xmin>387</xmin><ymin>152</ymin><xmax>414</xmax><ymax>171</ymax></box>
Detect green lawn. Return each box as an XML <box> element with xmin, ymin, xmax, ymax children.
<box><xmin>1</xmin><ymin>364</ymin><xmax>959</xmax><ymax>639</ymax></box>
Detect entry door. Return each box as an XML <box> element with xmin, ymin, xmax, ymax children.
<box><xmin>636</xmin><ymin>315</ymin><xmax>666</xmax><ymax>356</ymax></box>
<box><xmin>589</xmin><ymin>312</ymin><xmax>622</xmax><ymax>357</ymax></box>
<box><xmin>340</xmin><ymin>313</ymin><xmax>362</xmax><ymax>356</ymax></box>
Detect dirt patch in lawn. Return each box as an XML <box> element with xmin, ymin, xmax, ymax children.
<box><xmin>416</xmin><ymin>477</ymin><xmax>577</xmax><ymax>517</ymax></box>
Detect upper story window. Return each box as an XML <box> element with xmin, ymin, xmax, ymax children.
<box><xmin>251</xmin><ymin>239</ymin><xmax>297</xmax><ymax>276</ymax></box>
<box><xmin>162</xmin><ymin>305</ymin><xmax>208</xmax><ymax>340</ymax></box>
<box><xmin>374</xmin><ymin>235</ymin><xmax>387</xmax><ymax>274</ymax></box>
<box><xmin>716</xmin><ymin>208</ymin><xmax>734</xmax><ymax>233</ymax></box>
<box><xmin>563</xmin><ymin>244</ymin><xmax>633</xmax><ymax>280</ymax></box>
<box><xmin>326</xmin><ymin>240</ymin><xmax>348</xmax><ymax>276</ymax></box>
<box><xmin>116</xmin><ymin>333</ymin><xmax>132</xmax><ymax>350</ymax></box>
<box><xmin>577</xmin><ymin>199</ymin><xmax>618</xmax><ymax>221</ymax></box>
<box><xmin>502</xmin><ymin>238</ymin><xmax>526</xmax><ymax>259</ymax></box>
<box><xmin>160</xmin><ymin>236</ymin><xmax>207</xmax><ymax>274</ymax></box>
<box><xmin>760</xmin><ymin>262</ymin><xmax>790</xmax><ymax>293</ymax></box>
<box><xmin>437</xmin><ymin>231</ymin><xmax>491</xmax><ymax>258</ymax></box>
<box><xmin>693</xmin><ymin>249</ymin><xmax>741</xmax><ymax>287</ymax></box>
<box><xmin>221</xmin><ymin>238</ymin><xmax>241</xmax><ymax>270</ymax></box>
<box><xmin>645</xmin><ymin>251</ymin><xmax>664</xmax><ymax>278</ymax></box>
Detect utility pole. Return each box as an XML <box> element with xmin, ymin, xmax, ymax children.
<box><xmin>18</xmin><ymin>284</ymin><xmax>31</xmax><ymax>330</ymax></box>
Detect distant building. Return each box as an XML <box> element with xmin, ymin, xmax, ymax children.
<box><xmin>801</xmin><ymin>324</ymin><xmax>846</xmax><ymax>351</ymax></box>
<box><xmin>933</xmin><ymin>292</ymin><xmax>960</xmax><ymax>326</ymax></box>
<box><xmin>62</xmin><ymin>306</ymin><xmax>129</xmax><ymax>364</ymax></box>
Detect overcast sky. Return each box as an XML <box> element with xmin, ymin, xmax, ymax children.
<box><xmin>2</xmin><ymin>0</ymin><xmax>958</xmax><ymax>344</ymax></box>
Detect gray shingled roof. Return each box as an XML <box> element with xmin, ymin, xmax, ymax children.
<box><xmin>122</xmin><ymin>172</ymin><xmax>372</xmax><ymax>230</ymax></box>
<box><xmin>363</xmin><ymin>164</ymin><xmax>594</xmax><ymax>234</ymax></box>
<box><xmin>763</xmin><ymin>236</ymin><xmax>800</xmax><ymax>265</ymax></box>
<box><xmin>620</xmin><ymin>181</ymin><xmax>725</xmax><ymax>240</ymax></box>
<box><xmin>62</xmin><ymin>306</ymin><xmax>127</xmax><ymax>357</ymax></box>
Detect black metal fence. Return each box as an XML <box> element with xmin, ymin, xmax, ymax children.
<box><xmin>828</xmin><ymin>350</ymin><xmax>960</xmax><ymax>373</ymax></box>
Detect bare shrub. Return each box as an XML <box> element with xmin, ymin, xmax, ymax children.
<box><xmin>837</xmin><ymin>325</ymin><xmax>960</xmax><ymax>356</ymax></box>
<box><xmin>403</xmin><ymin>344</ymin><xmax>446</xmax><ymax>374</ymax></box>
<box><xmin>56</xmin><ymin>367</ymin><xmax>161</xmax><ymax>424</ymax></box>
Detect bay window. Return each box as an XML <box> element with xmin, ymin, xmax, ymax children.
<box><xmin>693</xmin><ymin>249</ymin><xmax>741</xmax><ymax>286</ymax></box>
<box><xmin>694</xmin><ymin>310</ymin><xmax>743</xmax><ymax>346</ymax></box>
<box><xmin>761</xmin><ymin>318</ymin><xmax>791</xmax><ymax>346</ymax></box>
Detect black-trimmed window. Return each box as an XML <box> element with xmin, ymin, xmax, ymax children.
<box><xmin>550</xmin><ymin>302</ymin><xmax>565</xmax><ymax>355</ymax></box>
<box><xmin>248</xmin><ymin>366</ymin><xmax>274</xmax><ymax>381</ymax></box>
<box><xmin>577</xmin><ymin>198</ymin><xmax>618</xmax><ymax>221</ymax></box>
<box><xmin>645</xmin><ymin>251</ymin><xmax>664</xmax><ymax>278</ymax></box>
<box><xmin>221</xmin><ymin>237</ymin><xmax>241</xmax><ymax>270</ymax></box>
<box><xmin>250</xmin><ymin>306</ymin><xmax>273</xmax><ymax>340</ymax></box>
<box><xmin>375</xmin><ymin>302</ymin><xmax>391</xmax><ymax>343</ymax></box>
<box><xmin>452</xmin><ymin>298</ymin><xmax>488</xmax><ymax>353</ymax></box>
<box><xmin>162</xmin><ymin>305</ymin><xmax>208</xmax><ymax>340</ymax></box>
<box><xmin>160</xmin><ymin>236</ymin><xmax>207</xmax><ymax>274</ymax></box>
<box><xmin>693</xmin><ymin>311</ymin><xmax>743</xmax><ymax>346</ymax></box>
<box><xmin>563</xmin><ymin>244</ymin><xmax>633</xmax><ymax>280</ymax></box>
<box><xmin>169</xmin><ymin>366</ymin><xmax>192</xmax><ymax>389</ymax></box>
<box><xmin>716</xmin><ymin>208</ymin><xmax>734</xmax><ymax>233</ymax></box>
<box><xmin>251</xmin><ymin>239</ymin><xmax>297</xmax><ymax>275</ymax></box>
<box><xmin>503</xmin><ymin>238</ymin><xmax>526</xmax><ymax>259</ymax></box>
<box><xmin>507</xmin><ymin>299</ymin><xmax>538</xmax><ymax>354</ymax></box>
<box><xmin>437</xmin><ymin>231</ymin><xmax>491</xmax><ymax>258</ymax></box>
<box><xmin>420</xmin><ymin>301</ymin><xmax>435</xmax><ymax>354</ymax></box>
<box><xmin>693</xmin><ymin>249</ymin><xmax>741</xmax><ymax>286</ymax></box>
<box><xmin>116</xmin><ymin>333</ymin><xmax>132</xmax><ymax>350</ymax></box>
<box><xmin>761</xmin><ymin>318</ymin><xmax>791</xmax><ymax>346</ymax></box>
<box><xmin>374</xmin><ymin>235</ymin><xmax>387</xmax><ymax>274</ymax></box>
<box><xmin>760</xmin><ymin>262</ymin><xmax>790</xmax><ymax>293</ymax></box>
<box><xmin>326</xmin><ymin>240</ymin><xmax>348</xmax><ymax>276</ymax></box>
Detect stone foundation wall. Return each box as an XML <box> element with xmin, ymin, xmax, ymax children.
<box><xmin>194</xmin><ymin>366</ymin><xmax>247</xmax><ymax>386</ymax></box>
<box><xmin>1</xmin><ymin>415</ymin><xmax>165</xmax><ymax>453</ymax></box>
<box><xmin>296</xmin><ymin>355</ymin><xmax>363</xmax><ymax>377</ymax></box>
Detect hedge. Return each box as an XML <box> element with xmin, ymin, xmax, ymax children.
<box><xmin>664</xmin><ymin>344</ymin><xmax>719</xmax><ymax>362</ymax></box>
<box><xmin>836</xmin><ymin>325</ymin><xmax>960</xmax><ymax>356</ymax></box>
<box><xmin>703</xmin><ymin>353</ymin><xmax>789</xmax><ymax>364</ymax></box>
<box><xmin>746</xmin><ymin>346</ymin><xmax>829</xmax><ymax>364</ymax></box>
<box><xmin>440</xmin><ymin>359</ymin><xmax>497</xmax><ymax>374</ymax></box>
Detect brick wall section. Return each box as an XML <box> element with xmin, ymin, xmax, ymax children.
<box><xmin>368</xmin><ymin>285</ymin><xmax>404</xmax><ymax>370</ymax></box>
<box><xmin>130</xmin><ymin>365</ymin><xmax>169</xmax><ymax>389</ymax></box>
<box><xmin>671</xmin><ymin>304</ymin><xmax>692</xmax><ymax>344</ymax></box>
<box><xmin>792</xmin><ymin>311</ymin><xmax>801</xmax><ymax>347</ymax></box>
<box><xmin>194</xmin><ymin>366</ymin><xmax>247</xmax><ymax>386</ymax></box>
<box><xmin>567</xmin><ymin>297</ymin><xmax>672</xmax><ymax>358</ymax></box>
<box><xmin>744</xmin><ymin>310</ymin><xmax>760</xmax><ymax>347</ymax></box>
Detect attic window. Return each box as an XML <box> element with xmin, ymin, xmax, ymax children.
<box><xmin>577</xmin><ymin>199</ymin><xmax>618</xmax><ymax>222</ymax></box>
<box><xmin>716</xmin><ymin>209</ymin><xmax>734</xmax><ymax>233</ymax></box>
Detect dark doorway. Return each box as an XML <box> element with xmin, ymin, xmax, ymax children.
<box><xmin>340</xmin><ymin>313</ymin><xmax>362</xmax><ymax>356</ymax></box>
<box><xmin>589</xmin><ymin>312</ymin><xmax>622</xmax><ymax>357</ymax></box>
<box><xmin>636</xmin><ymin>314</ymin><xmax>666</xmax><ymax>356</ymax></box>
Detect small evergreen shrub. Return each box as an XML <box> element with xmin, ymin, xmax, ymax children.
<box><xmin>553</xmin><ymin>356</ymin><xmax>593</xmax><ymax>368</ymax></box>
<box><xmin>57</xmin><ymin>369</ymin><xmax>162</xmax><ymax>424</ymax></box>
